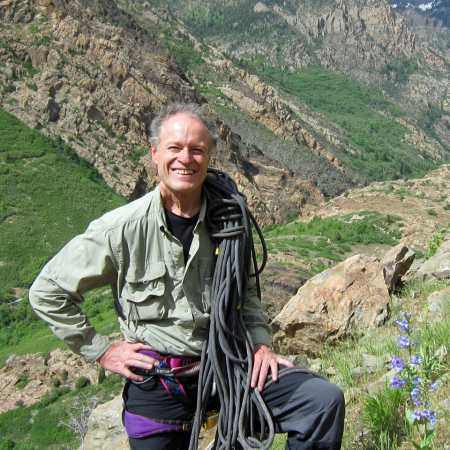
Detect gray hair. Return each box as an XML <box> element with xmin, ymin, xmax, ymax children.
<box><xmin>148</xmin><ymin>102</ymin><xmax>219</xmax><ymax>153</ymax></box>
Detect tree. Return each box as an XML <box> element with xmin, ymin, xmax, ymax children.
<box><xmin>58</xmin><ymin>396</ymin><xmax>102</xmax><ymax>443</ymax></box>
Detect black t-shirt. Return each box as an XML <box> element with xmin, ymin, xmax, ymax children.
<box><xmin>164</xmin><ymin>209</ymin><xmax>199</xmax><ymax>264</ymax></box>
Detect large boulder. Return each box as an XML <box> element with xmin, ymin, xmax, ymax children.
<box><xmin>271</xmin><ymin>254</ymin><xmax>390</xmax><ymax>356</ymax></box>
<box><xmin>414</xmin><ymin>238</ymin><xmax>450</xmax><ymax>281</ymax></box>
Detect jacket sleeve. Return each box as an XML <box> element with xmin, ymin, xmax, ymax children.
<box><xmin>29</xmin><ymin>218</ymin><xmax>119</xmax><ymax>363</ymax></box>
<box><xmin>242</xmin><ymin>273</ymin><xmax>272</xmax><ymax>348</ymax></box>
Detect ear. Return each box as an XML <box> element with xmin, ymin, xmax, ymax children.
<box><xmin>151</xmin><ymin>144</ymin><xmax>158</xmax><ymax>165</ymax></box>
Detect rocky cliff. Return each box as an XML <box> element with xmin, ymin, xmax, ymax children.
<box><xmin>153</xmin><ymin>0</ymin><xmax>450</xmax><ymax>179</ymax></box>
<box><xmin>2</xmin><ymin>0</ymin><xmax>450</xmax><ymax>228</ymax></box>
<box><xmin>0</xmin><ymin>0</ymin><xmax>342</xmax><ymax>226</ymax></box>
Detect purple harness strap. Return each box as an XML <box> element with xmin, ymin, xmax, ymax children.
<box><xmin>136</xmin><ymin>350</ymin><xmax>200</xmax><ymax>403</ymax></box>
<box><xmin>124</xmin><ymin>410</ymin><xmax>191</xmax><ymax>438</ymax></box>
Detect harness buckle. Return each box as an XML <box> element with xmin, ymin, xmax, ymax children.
<box><xmin>202</xmin><ymin>410</ymin><xmax>219</xmax><ymax>430</ymax></box>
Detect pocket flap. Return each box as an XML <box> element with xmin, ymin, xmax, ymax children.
<box><xmin>125</xmin><ymin>261</ymin><xmax>166</xmax><ymax>283</ymax></box>
<box><xmin>123</xmin><ymin>261</ymin><xmax>166</xmax><ymax>303</ymax></box>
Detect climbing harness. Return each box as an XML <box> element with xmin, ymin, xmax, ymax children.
<box><xmin>124</xmin><ymin>350</ymin><xmax>201</xmax><ymax>438</ymax></box>
<box><xmin>130</xmin><ymin>350</ymin><xmax>201</xmax><ymax>403</ymax></box>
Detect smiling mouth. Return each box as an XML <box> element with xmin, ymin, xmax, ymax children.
<box><xmin>173</xmin><ymin>169</ymin><xmax>195</xmax><ymax>175</ymax></box>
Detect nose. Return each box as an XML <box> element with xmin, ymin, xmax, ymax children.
<box><xmin>177</xmin><ymin>147</ymin><xmax>193</xmax><ymax>164</ymax></box>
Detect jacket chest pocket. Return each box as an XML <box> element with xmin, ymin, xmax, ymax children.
<box><xmin>122</xmin><ymin>262</ymin><xmax>167</xmax><ymax>323</ymax></box>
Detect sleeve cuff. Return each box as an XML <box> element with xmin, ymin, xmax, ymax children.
<box><xmin>80</xmin><ymin>333</ymin><xmax>111</xmax><ymax>363</ymax></box>
<box><xmin>248</xmin><ymin>326</ymin><xmax>272</xmax><ymax>349</ymax></box>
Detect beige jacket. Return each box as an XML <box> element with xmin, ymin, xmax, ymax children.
<box><xmin>29</xmin><ymin>187</ymin><xmax>272</xmax><ymax>363</ymax></box>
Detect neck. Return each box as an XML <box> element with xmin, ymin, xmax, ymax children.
<box><xmin>159</xmin><ymin>183</ymin><xmax>202</xmax><ymax>218</ymax></box>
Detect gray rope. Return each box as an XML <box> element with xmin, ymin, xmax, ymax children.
<box><xmin>188</xmin><ymin>169</ymin><xmax>325</xmax><ymax>449</ymax></box>
<box><xmin>189</xmin><ymin>169</ymin><xmax>306</xmax><ymax>450</ymax></box>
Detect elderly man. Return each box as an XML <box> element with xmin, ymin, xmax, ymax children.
<box><xmin>30</xmin><ymin>103</ymin><xmax>345</xmax><ymax>450</ymax></box>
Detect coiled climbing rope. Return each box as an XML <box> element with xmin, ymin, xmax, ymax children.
<box><xmin>188</xmin><ymin>168</ymin><xmax>307</xmax><ymax>450</ymax></box>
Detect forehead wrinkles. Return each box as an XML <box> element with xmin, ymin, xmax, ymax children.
<box><xmin>159</xmin><ymin>115</ymin><xmax>211</xmax><ymax>149</ymax></box>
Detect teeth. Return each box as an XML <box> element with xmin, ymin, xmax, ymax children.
<box><xmin>173</xmin><ymin>169</ymin><xmax>195</xmax><ymax>175</ymax></box>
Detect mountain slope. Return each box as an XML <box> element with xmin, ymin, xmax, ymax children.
<box><xmin>147</xmin><ymin>0</ymin><xmax>450</xmax><ymax>179</ymax></box>
<box><xmin>0</xmin><ymin>106</ymin><xmax>126</xmax><ymax>303</ymax></box>
<box><xmin>0</xmin><ymin>0</ymin><xmax>344</xmax><ymax>226</ymax></box>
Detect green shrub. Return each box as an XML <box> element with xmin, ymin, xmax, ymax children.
<box><xmin>75</xmin><ymin>376</ymin><xmax>90</xmax><ymax>390</ymax></box>
<box><xmin>42</xmin><ymin>351</ymin><xmax>51</xmax><ymax>366</ymax></box>
<box><xmin>26</xmin><ymin>82</ymin><xmax>37</xmax><ymax>91</ymax></box>
<box><xmin>16</xmin><ymin>373</ymin><xmax>30</xmax><ymax>389</ymax></box>
<box><xmin>3</xmin><ymin>83</ymin><xmax>15</xmax><ymax>93</ymax></box>
<box><xmin>61</xmin><ymin>369</ymin><xmax>68</xmax><ymax>381</ymax></box>
<box><xmin>426</xmin><ymin>227</ymin><xmax>449</xmax><ymax>258</ymax></box>
<box><xmin>98</xmin><ymin>366</ymin><xmax>106</xmax><ymax>384</ymax></box>
<box><xmin>0</xmin><ymin>438</ymin><xmax>15</xmax><ymax>450</ymax></box>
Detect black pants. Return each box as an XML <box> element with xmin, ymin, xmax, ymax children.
<box><xmin>124</xmin><ymin>369</ymin><xmax>345</xmax><ymax>450</ymax></box>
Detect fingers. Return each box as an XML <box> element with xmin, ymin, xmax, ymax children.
<box><xmin>276</xmin><ymin>355</ymin><xmax>294</xmax><ymax>368</ymax></box>
<box><xmin>251</xmin><ymin>344</ymin><xmax>295</xmax><ymax>392</ymax></box>
<box><xmin>250</xmin><ymin>353</ymin><xmax>268</xmax><ymax>391</ymax></box>
<box><xmin>251</xmin><ymin>345</ymin><xmax>279</xmax><ymax>392</ymax></box>
<box><xmin>97</xmin><ymin>341</ymin><xmax>160</xmax><ymax>381</ymax></box>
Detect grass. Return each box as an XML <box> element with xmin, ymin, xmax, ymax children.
<box><xmin>0</xmin><ymin>107</ymin><xmax>126</xmax><ymax>303</ymax></box>
<box><xmin>0</xmin><ymin>289</ymin><xmax>120</xmax><ymax>367</ymax></box>
<box><xmin>254</xmin><ymin>211</ymin><xmax>402</xmax><ymax>273</ymax></box>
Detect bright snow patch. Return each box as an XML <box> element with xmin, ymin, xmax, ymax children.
<box><xmin>418</xmin><ymin>2</ymin><xmax>434</xmax><ymax>10</ymax></box>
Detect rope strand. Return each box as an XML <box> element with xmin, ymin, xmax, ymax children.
<box><xmin>189</xmin><ymin>169</ymin><xmax>325</xmax><ymax>450</ymax></box>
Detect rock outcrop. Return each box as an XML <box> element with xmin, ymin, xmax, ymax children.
<box><xmin>79</xmin><ymin>394</ymin><xmax>217</xmax><ymax>450</ymax></box>
<box><xmin>427</xmin><ymin>287</ymin><xmax>450</xmax><ymax>323</ymax></box>
<box><xmin>414</xmin><ymin>238</ymin><xmax>450</xmax><ymax>281</ymax></box>
<box><xmin>0</xmin><ymin>0</ymin><xmax>326</xmax><ymax>225</ymax></box>
<box><xmin>0</xmin><ymin>348</ymin><xmax>101</xmax><ymax>413</ymax></box>
<box><xmin>78</xmin><ymin>395</ymin><xmax>129</xmax><ymax>450</ymax></box>
<box><xmin>270</xmin><ymin>243</ymin><xmax>418</xmax><ymax>355</ymax></box>
<box><xmin>302</xmin><ymin>165</ymin><xmax>450</xmax><ymax>253</ymax></box>
<box><xmin>271</xmin><ymin>253</ymin><xmax>391</xmax><ymax>356</ymax></box>
<box><xmin>381</xmin><ymin>242</ymin><xmax>415</xmax><ymax>290</ymax></box>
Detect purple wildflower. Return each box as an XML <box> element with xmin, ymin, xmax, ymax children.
<box><xmin>397</xmin><ymin>335</ymin><xmax>410</xmax><ymax>348</ymax></box>
<box><xmin>391</xmin><ymin>356</ymin><xmax>406</xmax><ymax>373</ymax></box>
<box><xmin>390</xmin><ymin>376</ymin><xmax>408</xmax><ymax>389</ymax></box>
<box><xmin>412</xmin><ymin>377</ymin><xmax>422</xmax><ymax>386</ymax></box>
<box><xmin>411</xmin><ymin>388</ymin><xmax>422</xmax><ymax>406</ymax></box>
<box><xmin>409</xmin><ymin>355</ymin><xmax>422</xmax><ymax>367</ymax></box>
<box><xmin>396</xmin><ymin>319</ymin><xmax>409</xmax><ymax>331</ymax></box>
<box><xmin>411</xmin><ymin>409</ymin><xmax>437</xmax><ymax>424</ymax></box>
<box><xmin>428</xmin><ymin>411</ymin><xmax>437</xmax><ymax>424</ymax></box>
<box><xmin>401</xmin><ymin>311</ymin><xmax>412</xmax><ymax>320</ymax></box>
<box><xmin>429</xmin><ymin>382</ymin><xmax>439</xmax><ymax>392</ymax></box>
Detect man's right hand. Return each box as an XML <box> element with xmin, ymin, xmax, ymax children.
<box><xmin>97</xmin><ymin>341</ymin><xmax>159</xmax><ymax>382</ymax></box>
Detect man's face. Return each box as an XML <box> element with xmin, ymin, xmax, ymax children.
<box><xmin>151</xmin><ymin>113</ymin><xmax>211</xmax><ymax>200</ymax></box>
